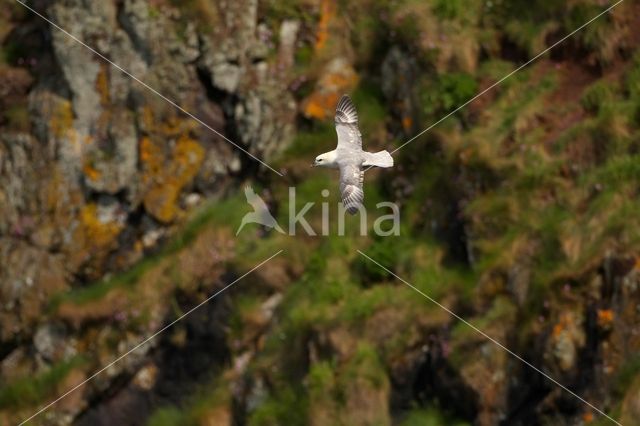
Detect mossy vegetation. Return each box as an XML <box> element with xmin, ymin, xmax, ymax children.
<box><xmin>0</xmin><ymin>357</ymin><xmax>85</xmax><ymax>410</ymax></box>
<box><xmin>147</xmin><ymin>377</ymin><xmax>232</xmax><ymax>426</ymax></box>
<box><xmin>401</xmin><ymin>406</ymin><xmax>470</xmax><ymax>426</ymax></box>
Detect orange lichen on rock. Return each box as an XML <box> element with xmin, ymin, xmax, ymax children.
<box><xmin>552</xmin><ymin>322</ymin><xmax>564</xmax><ymax>339</ymax></box>
<box><xmin>597</xmin><ymin>309</ymin><xmax>614</xmax><ymax>328</ymax></box>
<box><xmin>402</xmin><ymin>116</ymin><xmax>413</xmax><ymax>131</ymax></box>
<box><xmin>141</xmin><ymin>133</ymin><xmax>205</xmax><ymax>223</ymax></box>
<box><xmin>552</xmin><ymin>312</ymin><xmax>578</xmax><ymax>338</ymax></box>
<box><xmin>82</xmin><ymin>159</ymin><xmax>101</xmax><ymax>181</ymax></box>
<box><xmin>140</xmin><ymin>136</ymin><xmax>162</xmax><ymax>178</ymax></box>
<box><xmin>304</xmin><ymin>91</ymin><xmax>340</xmax><ymax>120</ymax></box>
<box><xmin>302</xmin><ymin>58</ymin><xmax>359</xmax><ymax>120</ymax></box>
<box><xmin>315</xmin><ymin>0</ymin><xmax>336</xmax><ymax>52</ymax></box>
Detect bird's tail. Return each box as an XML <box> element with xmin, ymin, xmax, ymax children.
<box><xmin>363</xmin><ymin>150</ymin><xmax>394</xmax><ymax>168</ymax></box>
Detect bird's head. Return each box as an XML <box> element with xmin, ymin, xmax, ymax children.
<box><xmin>313</xmin><ymin>151</ymin><xmax>336</xmax><ymax>168</ymax></box>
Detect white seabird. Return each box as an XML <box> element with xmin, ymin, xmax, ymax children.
<box><xmin>313</xmin><ymin>94</ymin><xmax>394</xmax><ymax>214</ymax></box>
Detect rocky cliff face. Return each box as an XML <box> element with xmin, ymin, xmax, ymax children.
<box><xmin>1</xmin><ymin>0</ymin><xmax>295</xmax><ymax>342</ymax></box>
<box><xmin>2</xmin><ymin>0</ymin><xmax>640</xmax><ymax>425</ymax></box>
<box><xmin>1</xmin><ymin>0</ymin><xmax>298</xmax><ymax>423</ymax></box>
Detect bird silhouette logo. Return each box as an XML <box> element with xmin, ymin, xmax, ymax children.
<box><xmin>236</xmin><ymin>186</ymin><xmax>285</xmax><ymax>235</ymax></box>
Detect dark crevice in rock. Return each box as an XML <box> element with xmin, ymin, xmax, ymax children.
<box><xmin>116</xmin><ymin>0</ymin><xmax>153</xmax><ymax>65</ymax></box>
<box><xmin>502</xmin><ymin>355</ymin><xmax>551</xmax><ymax>425</ymax></box>
<box><xmin>0</xmin><ymin>337</ymin><xmax>19</xmax><ymax>363</ymax></box>
<box><xmin>498</xmin><ymin>36</ymin><xmax>530</xmax><ymax>66</ymax></box>
<box><xmin>195</xmin><ymin>64</ymin><xmax>258</xmax><ymax>182</ymax></box>
<box><xmin>195</xmin><ymin>64</ymin><xmax>236</xmax><ymax>119</ymax></box>
<box><xmin>4</xmin><ymin>7</ymin><xmax>72</xmax><ymax>98</ymax></box>
<box><xmin>411</xmin><ymin>342</ymin><xmax>478</xmax><ymax>422</ymax></box>
<box><xmin>439</xmin><ymin>200</ymin><xmax>472</xmax><ymax>267</ymax></box>
<box><xmin>74</xmin><ymin>273</ymin><xmax>234</xmax><ymax>425</ymax></box>
<box><xmin>74</xmin><ymin>370</ymin><xmax>142</xmax><ymax>426</ymax></box>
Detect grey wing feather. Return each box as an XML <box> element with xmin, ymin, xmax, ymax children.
<box><xmin>339</xmin><ymin>162</ymin><xmax>364</xmax><ymax>214</ymax></box>
<box><xmin>335</xmin><ymin>95</ymin><xmax>362</xmax><ymax>149</ymax></box>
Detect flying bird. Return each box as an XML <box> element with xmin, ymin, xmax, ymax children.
<box><xmin>313</xmin><ymin>95</ymin><xmax>394</xmax><ymax>214</ymax></box>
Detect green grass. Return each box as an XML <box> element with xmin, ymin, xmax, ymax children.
<box><xmin>146</xmin><ymin>375</ymin><xmax>231</xmax><ymax>426</ymax></box>
<box><xmin>581</xmin><ymin>80</ymin><xmax>616</xmax><ymax>114</ymax></box>
<box><xmin>0</xmin><ymin>357</ymin><xmax>85</xmax><ymax>410</ymax></box>
<box><xmin>341</xmin><ymin>342</ymin><xmax>387</xmax><ymax>389</ymax></box>
<box><xmin>308</xmin><ymin>361</ymin><xmax>335</xmax><ymax>393</ymax></box>
<box><xmin>0</xmin><ymin>40</ymin><xmax>28</xmax><ymax>65</ymax></box>
<box><xmin>339</xmin><ymin>285</ymin><xmax>397</xmax><ymax>323</ymax></box>
<box><xmin>432</xmin><ymin>0</ymin><xmax>467</xmax><ymax>20</ymax></box>
<box><xmin>147</xmin><ymin>407</ymin><xmax>187</xmax><ymax>426</ymax></box>
<box><xmin>353</xmin><ymin>237</ymin><xmax>402</xmax><ymax>282</ymax></box>
<box><xmin>401</xmin><ymin>406</ymin><xmax>471</xmax><ymax>426</ymax></box>
<box><xmin>420</xmin><ymin>73</ymin><xmax>478</xmax><ymax>119</ymax></box>
<box><xmin>247</xmin><ymin>385</ymin><xmax>308</xmax><ymax>426</ymax></box>
<box><xmin>3</xmin><ymin>103</ymin><xmax>30</xmax><ymax>131</ymax></box>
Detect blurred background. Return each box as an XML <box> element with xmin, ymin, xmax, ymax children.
<box><xmin>1</xmin><ymin>0</ymin><xmax>640</xmax><ymax>424</ymax></box>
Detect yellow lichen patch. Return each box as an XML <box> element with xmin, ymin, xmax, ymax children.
<box><xmin>48</xmin><ymin>99</ymin><xmax>84</xmax><ymax>157</ymax></box>
<box><xmin>141</xmin><ymin>134</ymin><xmax>205</xmax><ymax>223</ymax></box>
<box><xmin>173</xmin><ymin>135</ymin><xmax>205</xmax><ymax>185</ymax></box>
<box><xmin>79</xmin><ymin>203</ymin><xmax>124</xmax><ymax>251</ymax></box>
<box><xmin>159</xmin><ymin>114</ymin><xmax>198</xmax><ymax>138</ymax></box>
<box><xmin>50</xmin><ymin>99</ymin><xmax>74</xmax><ymax>139</ymax></box>
<box><xmin>140</xmin><ymin>105</ymin><xmax>198</xmax><ymax>137</ymax></box>
<box><xmin>144</xmin><ymin>183</ymin><xmax>181</xmax><ymax>223</ymax></box>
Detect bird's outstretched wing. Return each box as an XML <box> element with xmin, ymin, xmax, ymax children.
<box><xmin>335</xmin><ymin>95</ymin><xmax>362</xmax><ymax>150</ymax></box>
<box><xmin>339</xmin><ymin>162</ymin><xmax>364</xmax><ymax>214</ymax></box>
